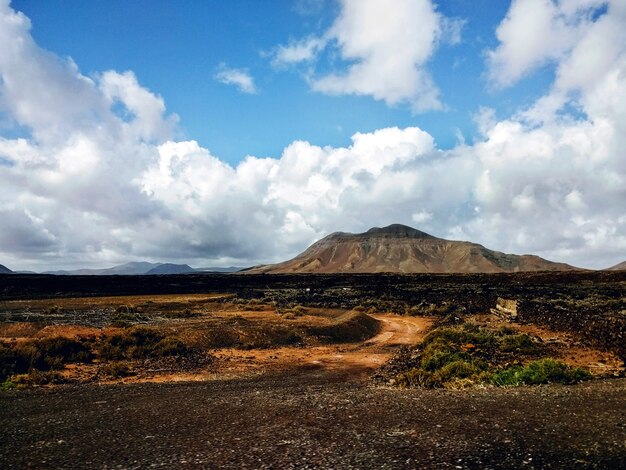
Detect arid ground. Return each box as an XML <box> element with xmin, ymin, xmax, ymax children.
<box><xmin>1</xmin><ymin>272</ymin><xmax>625</xmax><ymax>468</ymax></box>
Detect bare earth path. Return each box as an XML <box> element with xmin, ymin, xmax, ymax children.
<box><xmin>213</xmin><ymin>314</ymin><xmax>433</xmax><ymax>382</ymax></box>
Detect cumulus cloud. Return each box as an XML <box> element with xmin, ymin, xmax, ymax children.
<box><xmin>214</xmin><ymin>64</ymin><xmax>257</xmax><ymax>94</ymax></box>
<box><xmin>272</xmin><ymin>0</ymin><xmax>462</xmax><ymax>111</ymax></box>
<box><xmin>0</xmin><ymin>0</ymin><xmax>625</xmax><ymax>271</ymax></box>
<box><xmin>486</xmin><ymin>0</ymin><xmax>609</xmax><ymax>89</ymax></box>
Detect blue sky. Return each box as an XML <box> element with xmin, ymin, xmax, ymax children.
<box><xmin>12</xmin><ymin>0</ymin><xmax>543</xmax><ymax>163</ymax></box>
<box><xmin>1</xmin><ymin>0</ymin><xmax>625</xmax><ymax>270</ymax></box>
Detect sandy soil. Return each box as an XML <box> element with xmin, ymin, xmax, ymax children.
<box><xmin>214</xmin><ymin>314</ymin><xmax>434</xmax><ymax>381</ymax></box>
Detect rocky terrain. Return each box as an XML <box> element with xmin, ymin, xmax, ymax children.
<box><xmin>1</xmin><ymin>375</ymin><xmax>625</xmax><ymax>469</ymax></box>
<box><xmin>1</xmin><ymin>271</ymin><xmax>624</xmax><ymax>468</ymax></box>
<box><xmin>248</xmin><ymin>224</ymin><xmax>578</xmax><ymax>273</ymax></box>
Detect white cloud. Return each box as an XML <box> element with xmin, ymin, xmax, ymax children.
<box><xmin>272</xmin><ymin>0</ymin><xmax>461</xmax><ymax>111</ymax></box>
<box><xmin>0</xmin><ymin>0</ymin><xmax>625</xmax><ymax>271</ymax></box>
<box><xmin>486</xmin><ymin>0</ymin><xmax>608</xmax><ymax>89</ymax></box>
<box><xmin>271</xmin><ymin>36</ymin><xmax>327</xmax><ymax>67</ymax></box>
<box><xmin>214</xmin><ymin>64</ymin><xmax>257</xmax><ymax>94</ymax></box>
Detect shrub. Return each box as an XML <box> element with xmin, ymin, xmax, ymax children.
<box><xmin>97</xmin><ymin>327</ymin><xmax>189</xmax><ymax>360</ymax></box>
<box><xmin>492</xmin><ymin>359</ymin><xmax>592</xmax><ymax>386</ymax></box>
<box><xmin>1</xmin><ymin>337</ymin><xmax>92</xmax><ymax>381</ymax></box>
<box><xmin>166</xmin><ymin>308</ymin><xmax>200</xmax><ymax>319</ymax></box>
<box><xmin>395</xmin><ymin>368</ymin><xmax>434</xmax><ymax>388</ymax></box>
<box><xmin>390</xmin><ymin>324</ymin><xmax>583</xmax><ymax>389</ymax></box>
<box><xmin>99</xmin><ymin>361</ymin><xmax>132</xmax><ymax>378</ymax></box>
<box><xmin>152</xmin><ymin>337</ymin><xmax>190</xmax><ymax>357</ymax></box>
<box><xmin>432</xmin><ymin>360</ymin><xmax>481</xmax><ymax>383</ymax></box>
<box><xmin>42</xmin><ymin>305</ymin><xmax>63</xmax><ymax>315</ymax></box>
<box><xmin>499</xmin><ymin>334</ymin><xmax>540</xmax><ymax>354</ymax></box>
<box><xmin>421</xmin><ymin>349</ymin><xmax>470</xmax><ymax>372</ymax></box>
<box><xmin>3</xmin><ymin>370</ymin><xmax>64</xmax><ymax>389</ymax></box>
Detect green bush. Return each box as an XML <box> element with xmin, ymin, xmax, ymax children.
<box><xmin>2</xmin><ymin>370</ymin><xmax>64</xmax><ymax>389</ymax></box>
<box><xmin>499</xmin><ymin>334</ymin><xmax>540</xmax><ymax>354</ymax></box>
<box><xmin>492</xmin><ymin>359</ymin><xmax>592</xmax><ymax>386</ymax></box>
<box><xmin>395</xmin><ymin>368</ymin><xmax>435</xmax><ymax>388</ymax></box>
<box><xmin>420</xmin><ymin>349</ymin><xmax>470</xmax><ymax>372</ymax></box>
<box><xmin>392</xmin><ymin>324</ymin><xmax>587</xmax><ymax>389</ymax></box>
<box><xmin>432</xmin><ymin>360</ymin><xmax>482</xmax><ymax>382</ymax></box>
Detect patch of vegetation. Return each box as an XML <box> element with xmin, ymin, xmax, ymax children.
<box><xmin>97</xmin><ymin>327</ymin><xmax>190</xmax><ymax>360</ymax></box>
<box><xmin>98</xmin><ymin>361</ymin><xmax>132</xmax><ymax>379</ymax></box>
<box><xmin>42</xmin><ymin>305</ymin><xmax>63</xmax><ymax>315</ymax></box>
<box><xmin>407</xmin><ymin>302</ymin><xmax>466</xmax><ymax>318</ymax></box>
<box><xmin>2</xmin><ymin>370</ymin><xmax>64</xmax><ymax>390</ymax></box>
<box><xmin>492</xmin><ymin>359</ymin><xmax>592</xmax><ymax>386</ymax></box>
<box><xmin>393</xmin><ymin>324</ymin><xmax>590</xmax><ymax>388</ymax></box>
<box><xmin>165</xmin><ymin>308</ymin><xmax>200</xmax><ymax>319</ymax></box>
<box><xmin>0</xmin><ymin>337</ymin><xmax>93</xmax><ymax>381</ymax></box>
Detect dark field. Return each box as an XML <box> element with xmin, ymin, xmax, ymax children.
<box><xmin>1</xmin><ymin>271</ymin><xmax>625</xmax><ymax>469</ymax></box>
<box><xmin>2</xmin><ymin>271</ymin><xmax>624</xmax><ymax>358</ymax></box>
<box><xmin>1</xmin><ymin>375</ymin><xmax>625</xmax><ymax>469</ymax></box>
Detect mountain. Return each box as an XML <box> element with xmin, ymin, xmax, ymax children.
<box><xmin>43</xmin><ymin>262</ymin><xmax>162</xmax><ymax>275</ymax></box>
<box><xmin>145</xmin><ymin>263</ymin><xmax>195</xmax><ymax>275</ymax></box>
<box><xmin>0</xmin><ymin>264</ymin><xmax>12</xmax><ymax>274</ymax></box>
<box><xmin>606</xmin><ymin>260</ymin><xmax>626</xmax><ymax>271</ymax></box>
<box><xmin>195</xmin><ymin>266</ymin><xmax>245</xmax><ymax>273</ymax></box>
<box><xmin>248</xmin><ymin>224</ymin><xmax>579</xmax><ymax>274</ymax></box>
<box><xmin>43</xmin><ymin>261</ymin><xmax>200</xmax><ymax>275</ymax></box>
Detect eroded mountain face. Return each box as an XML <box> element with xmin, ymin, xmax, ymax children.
<box><xmin>250</xmin><ymin>224</ymin><xmax>578</xmax><ymax>274</ymax></box>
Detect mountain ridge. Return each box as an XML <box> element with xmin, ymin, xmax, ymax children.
<box><xmin>606</xmin><ymin>260</ymin><xmax>626</xmax><ymax>271</ymax></box>
<box><xmin>248</xmin><ymin>224</ymin><xmax>579</xmax><ymax>274</ymax></box>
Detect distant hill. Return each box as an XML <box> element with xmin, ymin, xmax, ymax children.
<box><xmin>248</xmin><ymin>224</ymin><xmax>579</xmax><ymax>274</ymax></box>
<box><xmin>145</xmin><ymin>263</ymin><xmax>195</xmax><ymax>275</ymax></box>
<box><xmin>44</xmin><ymin>261</ymin><xmax>197</xmax><ymax>275</ymax></box>
<box><xmin>606</xmin><ymin>260</ymin><xmax>626</xmax><ymax>271</ymax></box>
<box><xmin>194</xmin><ymin>266</ymin><xmax>245</xmax><ymax>273</ymax></box>
<box><xmin>0</xmin><ymin>264</ymin><xmax>12</xmax><ymax>274</ymax></box>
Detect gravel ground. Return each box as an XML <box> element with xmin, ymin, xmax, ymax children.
<box><xmin>1</xmin><ymin>374</ymin><xmax>625</xmax><ymax>469</ymax></box>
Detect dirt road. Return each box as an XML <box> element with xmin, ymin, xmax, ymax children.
<box><xmin>214</xmin><ymin>314</ymin><xmax>433</xmax><ymax>382</ymax></box>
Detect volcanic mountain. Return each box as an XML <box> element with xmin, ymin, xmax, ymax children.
<box><xmin>606</xmin><ymin>260</ymin><xmax>626</xmax><ymax>271</ymax></box>
<box><xmin>0</xmin><ymin>264</ymin><xmax>12</xmax><ymax>274</ymax></box>
<box><xmin>249</xmin><ymin>224</ymin><xmax>578</xmax><ymax>274</ymax></box>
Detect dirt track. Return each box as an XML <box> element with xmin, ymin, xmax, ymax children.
<box><xmin>213</xmin><ymin>314</ymin><xmax>433</xmax><ymax>382</ymax></box>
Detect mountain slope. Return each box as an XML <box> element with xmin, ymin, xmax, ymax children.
<box><xmin>606</xmin><ymin>260</ymin><xmax>626</xmax><ymax>271</ymax></box>
<box><xmin>0</xmin><ymin>264</ymin><xmax>12</xmax><ymax>274</ymax></box>
<box><xmin>44</xmin><ymin>262</ymin><xmax>170</xmax><ymax>275</ymax></box>
<box><xmin>42</xmin><ymin>261</ymin><xmax>201</xmax><ymax>275</ymax></box>
<box><xmin>145</xmin><ymin>263</ymin><xmax>195</xmax><ymax>275</ymax></box>
<box><xmin>249</xmin><ymin>224</ymin><xmax>578</xmax><ymax>274</ymax></box>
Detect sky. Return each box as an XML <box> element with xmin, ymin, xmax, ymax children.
<box><xmin>0</xmin><ymin>0</ymin><xmax>625</xmax><ymax>271</ymax></box>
